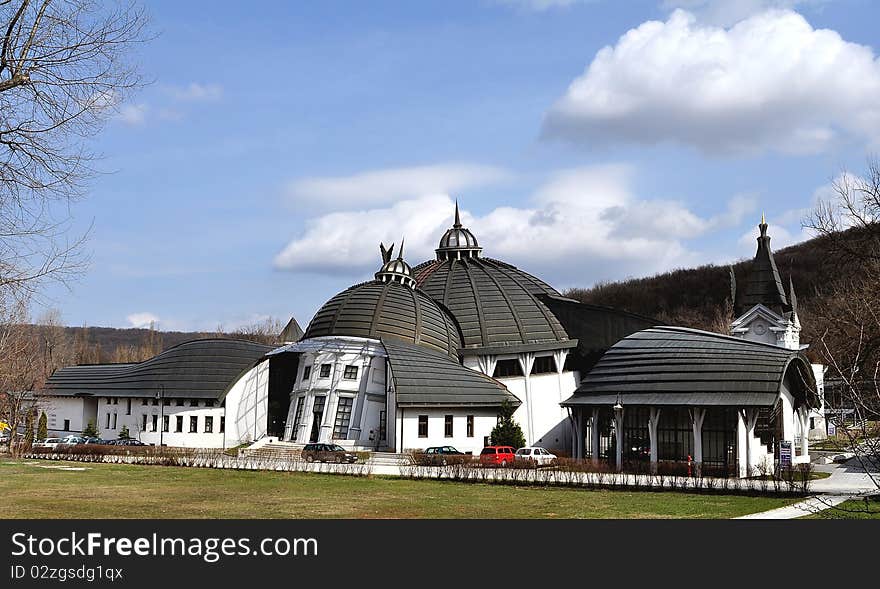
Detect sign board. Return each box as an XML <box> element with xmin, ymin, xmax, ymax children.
<box><xmin>827</xmin><ymin>422</ymin><xmax>836</xmax><ymax>437</ymax></box>
<box><xmin>779</xmin><ymin>440</ymin><xmax>792</xmax><ymax>468</ymax></box>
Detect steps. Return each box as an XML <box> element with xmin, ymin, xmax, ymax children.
<box><xmin>241</xmin><ymin>442</ymin><xmax>303</xmax><ymax>462</ymax></box>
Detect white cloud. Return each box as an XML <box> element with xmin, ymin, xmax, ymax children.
<box><xmin>543</xmin><ymin>9</ymin><xmax>880</xmax><ymax>155</ymax></box>
<box><xmin>168</xmin><ymin>82</ymin><xmax>223</xmax><ymax>102</ymax></box>
<box><xmin>286</xmin><ymin>163</ymin><xmax>510</xmax><ymax>209</ymax></box>
<box><xmin>274</xmin><ymin>165</ymin><xmax>756</xmax><ymax>286</ymax></box>
<box><xmin>127</xmin><ymin>312</ymin><xmax>160</xmax><ymax>329</ymax></box>
<box><xmin>661</xmin><ymin>1</ymin><xmax>828</xmax><ymax>26</ymax></box>
<box><xmin>117</xmin><ymin>103</ymin><xmax>148</xmax><ymax>126</ymax></box>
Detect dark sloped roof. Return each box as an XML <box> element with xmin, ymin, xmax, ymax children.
<box><xmin>563</xmin><ymin>326</ymin><xmax>818</xmax><ymax>407</ymax></box>
<box><xmin>280</xmin><ymin>317</ymin><xmax>304</xmax><ymax>342</ymax></box>
<box><xmin>303</xmin><ymin>280</ymin><xmax>462</xmax><ymax>358</ymax></box>
<box><xmin>382</xmin><ymin>337</ymin><xmax>519</xmax><ymax>407</ymax></box>
<box><xmin>735</xmin><ymin>222</ymin><xmax>790</xmax><ymax>316</ymax></box>
<box><xmin>42</xmin><ymin>339</ymin><xmax>273</xmax><ymax>399</ymax></box>
<box><xmin>412</xmin><ymin>257</ymin><xmax>570</xmax><ymax>352</ymax></box>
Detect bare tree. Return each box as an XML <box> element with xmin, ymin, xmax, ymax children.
<box><xmin>803</xmin><ymin>158</ymin><xmax>880</xmax><ymax>514</ymax></box>
<box><xmin>1</xmin><ymin>0</ymin><xmax>149</xmax><ymax>297</ymax></box>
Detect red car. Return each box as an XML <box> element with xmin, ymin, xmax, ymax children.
<box><xmin>479</xmin><ymin>446</ymin><xmax>516</xmax><ymax>467</ymax></box>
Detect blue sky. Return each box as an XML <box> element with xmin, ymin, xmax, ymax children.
<box><xmin>40</xmin><ymin>0</ymin><xmax>880</xmax><ymax>331</ymax></box>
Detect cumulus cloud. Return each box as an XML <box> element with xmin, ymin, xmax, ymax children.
<box><xmin>127</xmin><ymin>312</ymin><xmax>160</xmax><ymax>329</ymax></box>
<box><xmin>543</xmin><ymin>9</ymin><xmax>880</xmax><ymax>155</ymax></box>
<box><xmin>662</xmin><ymin>1</ymin><xmax>828</xmax><ymax>26</ymax></box>
<box><xmin>168</xmin><ymin>82</ymin><xmax>223</xmax><ymax>102</ymax></box>
<box><xmin>286</xmin><ymin>163</ymin><xmax>510</xmax><ymax>209</ymax></box>
<box><xmin>274</xmin><ymin>164</ymin><xmax>755</xmax><ymax>286</ymax></box>
<box><xmin>117</xmin><ymin>103</ymin><xmax>148</xmax><ymax>126</ymax></box>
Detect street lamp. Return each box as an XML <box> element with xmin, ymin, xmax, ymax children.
<box><xmin>613</xmin><ymin>393</ymin><xmax>623</xmax><ymax>412</ymax></box>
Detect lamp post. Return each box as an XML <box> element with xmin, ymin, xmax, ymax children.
<box><xmin>613</xmin><ymin>394</ymin><xmax>624</xmax><ymax>472</ymax></box>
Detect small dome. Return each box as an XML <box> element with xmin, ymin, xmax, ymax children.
<box><xmin>375</xmin><ymin>240</ymin><xmax>416</xmax><ymax>288</ymax></box>
<box><xmin>436</xmin><ymin>201</ymin><xmax>482</xmax><ymax>260</ymax></box>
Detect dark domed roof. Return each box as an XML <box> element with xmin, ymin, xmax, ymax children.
<box><xmin>413</xmin><ymin>256</ymin><xmax>570</xmax><ymax>352</ymax></box>
<box><xmin>375</xmin><ymin>240</ymin><xmax>416</xmax><ymax>288</ymax></box>
<box><xmin>436</xmin><ymin>202</ymin><xmax>482</xmax><ymax>259</ymax></box>
<box><xmin>303</xmin><ymin>280</ymin><xmax>462</xmax><ymax>358</ymax></box>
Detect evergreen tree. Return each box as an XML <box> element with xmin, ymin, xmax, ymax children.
<box><xmin>37</xmin><ymin>412</ymin><xmax>48</xmax><ymax>440</ymax></box>
<box><xmin>23</xmin><ymin>412</ymin><xmax>34</xmax><ymax>446</ymax></box>
<box><xmin>118</xmin><ymin>424</ymin><xmax>130</xmax><ymax>440</ymax></box>
<box><xmin>83</xmin><ymin>420</ymin><xmax>99</xmax><ymax>438</ymax></box>
<box><xmin>490</xmin><ymin>399</ymin><xmax>525</xmax><ymax>449</ymax></box>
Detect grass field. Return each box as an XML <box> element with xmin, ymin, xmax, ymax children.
<box><xmin>0</xmin><ymin>459</ymin><xmax>800</xmax><ymax>519</ymax></box>
<box><xmin>805</xmin><ymin>497</ymin><xmax>880</xmax><ymax>519</ymax></box>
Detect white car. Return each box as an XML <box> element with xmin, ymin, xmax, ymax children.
<box><xmin>515</xmin><ymin>446</ymin><xmax>558</xmax><ymax>466</ymax></box>
<box><xmin>33</xmin><ymin>438</ymin><xmax>63</xmax><ymax>450</ymax></box>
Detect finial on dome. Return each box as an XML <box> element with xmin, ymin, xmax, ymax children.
<box><xmin>759</xmin><ymin>212</ymin><xmax>768</xmax><ymax>238</ymax></box>
<box><xmin>375</xmin><ymin>240</ymin><xmax>415</xmax><ymax>288</ymax></box>
<box><xmin>454</xmin><ymin>200</ymin><xmax>462</xmax><ymax>228</ymax></box>
<box><xmin>436</xmin><ymin>201</ymin><xmax>482</xmax><ymax>261</ymax></box>
<box><xmin>379</xmin><ymin>242</ymin><xmax>394</xmax><ymax>264</ymax></box>
<box><xmin>761</xmin><ymin>211</ymin><xmax>765</xmax><ymax>225</ymax></box>
<box><xmin>398</xmin><ymin>237</ymin><xmax>405</xmax><ymax>260</ymax></box>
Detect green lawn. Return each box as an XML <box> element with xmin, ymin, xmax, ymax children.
<box><xmin>805</xmin><ymin>497</ymin><xmax>880</xmax><ymax>519</ymax></box>
<box><xmin>0</xmin><ymin>459</ymin><xmax>799</xmax><ymax>519</ymax></box>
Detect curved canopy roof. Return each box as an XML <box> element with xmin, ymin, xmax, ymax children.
<box><xmin>563</xmin><ymin>326</ymin><xmax>819</xmax><ymax>408</ymax></box>
<box><xmin>43</xmin><ymin>339</ymin><xmax>274</xmax><ymax>399</ymax></box>
<box><xmin>303</xmin><ymin>280</ymin><xmax>462</xmax><ymax>358</ymax></box>
<box><xmin>413</xmin><ymin>256</ymin><xmax>572</xmax><ymax>353</ymax></box>
<box><xmin>382</xmin><ymin>337</ymin><xmax>518</xmax><ymax>407</ymax></box>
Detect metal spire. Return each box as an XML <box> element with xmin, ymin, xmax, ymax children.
<box><xmin>398</xmin><ymin>237</ymin><xmax>405</xmax><ymax>260</ymax></box>
<box><xmin>454</xmin><ymin>200</ymin><xmax>461</xmax><ymax>228</ymax></box>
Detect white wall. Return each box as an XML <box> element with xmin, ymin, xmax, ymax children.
<box><xmin>223</xmin><ymin>360</ymin><xmax>270</xmax><ymax>447</ymax></box>
<box><xmin>96</xmin><ymin>396</ymin><xmax>226</xmax><ymax>448</ymax></box>
<box><xmin>398</xmin><ymin>408</ymin><xmax>498</xmax><ymax>455</ymax></box>
<box><xmin>42</xmin><ymin>396</ymin><xmax>96</xmax><ymax>437</ymax></box>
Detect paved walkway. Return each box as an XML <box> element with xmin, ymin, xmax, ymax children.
<box><xmin>735</xmin><ymin>495</ymin><xmax>851</xmax><ymax>519</ymax></box>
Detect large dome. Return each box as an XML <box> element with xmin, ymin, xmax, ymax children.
<box><xmin>303</xmin><ymin>280</ymin><xmax>463</xmax><ymax>358</ymax></box>
<box><xmin>413</xmin><ymin>256</ymin><xmax>569</xmax><ymax>352</ymax></box>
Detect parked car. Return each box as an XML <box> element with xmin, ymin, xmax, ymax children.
<box><xmin>479</xmin><ymin>445</ymin><xmax>516</xmax><ymax>467</ymax></box>
<box><xmin>625</xmin><ymin>437</ymin><xmax>651</xmax><ymax>461</ymax></box>
<box><xmin>33</xmin><ymin>438</ymin><xmax>63</xmax><ymax>450</ymax></box>
<box><xmin>60</xmin><ymin>435</ymin><xmax>86</xmax><ymax>445</ymax></box>
<box><xmin>114</xmin><ymin>438</ymin><xmax>146</xmax><ymax>446</ymax></box>
<box><xmin>515</xmin><ymin>446</ymin><xmax>558</xmax><ymax>466</ymax></box>
<box><xmin>424</xmin><ymin>446</ymin><xmax>468</xmax><ymax>465</ymax></box>
<box><xmin>302</xmin><ymin>443</ymin><xmax>358</xmax><ymax>464</ymax></box>
<box><xmin>83</xmin><ymin>437</ymin><xmax>106</xmax><ymax>445</ymax></box>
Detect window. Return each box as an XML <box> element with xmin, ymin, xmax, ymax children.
<box><xmin>189</xmin><ymin>416</ymin><xmax>198</xmax><ymax>434</ymax></box>
<box><xmin>163</xmin><ymin>399</ymin><xmax>171</xmax><ymax>406</ymax></box>
<box><xmin>113</xmin><ymin>397</ymin><xmax>119</xmax><ymax>405</ymax></box>
<box><xmin>190</xmin><ymin>399</ymin><xmax>198</xmax><ymax>407</ymax></box>
<box><xmin>493</xmin><ymin>359</ymin><xmax>524</xmax><ymax>378</ymax></box>
<box><xmin>126</xmin><ymin>398</ymin><xmax>131</xmax><ymax>415</ymax></box>
<box><xmin>152</xmin><ymin>398</ymin><xmax>159</xmax><ymax>406</ymax></box>
<box><xmin>333</xmin><ymin>397</ymin><xmax>354</xmax><ymax>439</ymax></box>
<box><xmin>219</xmin><ymin>416</ymin><xmax>225</xmax><ymax>433</ymax></box>
<box><xmin>142</xmin><ymin>414</ymin><xmax>148</xmax><ymax>431</ymax></box>
<box><xmin>142</xmin><ymin>398</ymin><xmax>148</xmax><ymax>406</ymax></box>
<box><xmin>319</xmin><ymin>364</ymin><xmax>332</xmax><ymax>378</ymax></box>
<box><xmin>809</xmin><ymin>418</ymin><xmax>815</xmax><ymax>430</ymax></box>
<box><xmin>112</xmin><ymin>413</ymin><xmax>118</xmax><ymax>429</ymax></box>
<box><xmin>467</xmin><ymin>415</ymin><xmax>474</xmax><ymax>438</ymax></box>
<box><xmin>162</xmin><ymin>415</ymin><xmax>169</xmax><ymax>433</ymax></box>
<box><xmin>205</xmin><ymin>416</ymin><xmax>214</xmax><ymax>433</ymax></box>
<box><xmin>292</xmin><ymin>397</ymin><xmax>305</xmax><ymax>434</ymax></box>
<box><xmin>105</xmin><ymin>413</ymin><xmax>111</xmax><ymax>429</ymax></box>
<box><xmin>343</xmin><ymin>365</ymin><xmax>359</xmax><ymax>380</ymax></box>
<box><xmin>151</xmin><ymin>415</ymin><xmax>158</xmax><ymax>432</ymax></box>
<box><xmin>444</xmin><ymin>415</ymin><xmax>454</xmax><ymax>438</ymax></box>
<box><xmin>175</xmin><ymin>416</ymin><xmax>183</xmax><ymax>433</ymax></box>
<box><xmin>418</xmin><ymin>415</ymin><xmax>428</xmax><ymax>438</ymax></box>
<box><xmin>63</xmin><ymin>419</ymin><xmax>70</xmax><ymax>431</ymax></box>
<box><xmin>302</xmin><ymin>365</ymin><xmax>312</xmax><ymax>381</ymax></box>
<box><xmin>205</xmin><ymin>400</ymin><xmax>215</xmax><ymax>407</ymax></box>
<box><xmin>176</xmin><ymin>399</ymin><xmax>184</xmax><ymax>407</ymax></box>
<box><xmin>531</xmin><ymin>356</ymin><xmax>557</xmax><ymax>375</ymax></box>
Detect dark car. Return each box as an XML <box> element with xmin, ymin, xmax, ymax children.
<box><xmin>111</xmin><ymin>438</ymin><xmax>146</xmax><ymax>446</ymax></box>
<box><xmin>424</xmin><ymin>446</ymin><xmax>468</xmax><ymax>465</ymax></box>
<box><xmin>302</xmin><ymin>443</ymin><xmax>357</xmax><ymax>464</ymax></box>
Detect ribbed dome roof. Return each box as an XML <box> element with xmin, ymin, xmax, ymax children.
<box><xmin>413</xmin><ymin>256</ymin><xmax>570</xmax><ymax>352</ymax></box>
<box><xmin>303</xmin><ymin>280</ymin><xmax>463</xmax><ymax>358</ymax></box>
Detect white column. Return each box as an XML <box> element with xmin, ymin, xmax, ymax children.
<box><xmin>690</xmin><ymin>408</ymin><xmax>706</xmax><ymax>475</ymax></box>
<box><xmin>591</xmin><ymin>407</ymin><xmax>600</xmax><ymax>463</ymax></box>
<box><xmin>798</xmin><ymin>407</ymin><xmax>810</xmax><ymax>459</ymax></box>
<box><xmin>648</xmin><ymin>407</ymin><xmax>661</xmax><ymax>472</ymax></box>
<box><xmin>348</xmin><ymin>356</ymin><xmax>373</xmax><ymax>441</ymax></box>
<box><xmin>477</xmin><ymin>355</ymin><xmax>497</xmax><ymax>377</ymax></box>
<box><xmin>518</xmin><ymin>353</ymin><xmax>536</xmax><ymax>444</ymax></box>
<box><xmin>576</xmin><ymin>410</ymin><xmax>585</xmax><ymax>459</ymax></box>
<box><xmin>614</xmin><ymin>406</ymin><xmax>624</xmax><ymax>471</ymax></box>
<box><xmin>738</xmin><ymin>408</ymin><xmax>759</xmax><ymax>477</ymax></box>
